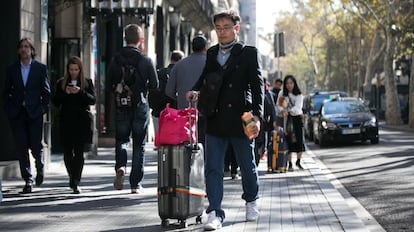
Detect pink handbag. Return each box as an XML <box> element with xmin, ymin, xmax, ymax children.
<box><xmin>154</xmin><ymin>104</ymin><xmax>197</xmax><ymax>147</ymax></box>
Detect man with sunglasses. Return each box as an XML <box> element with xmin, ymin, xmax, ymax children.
<box><xmin>186</xmin><ymin>10</ymin><xmax>264</xmax><ymax>230</ymax></box>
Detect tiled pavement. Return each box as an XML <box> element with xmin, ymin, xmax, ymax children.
<box><xmin>0</xmin><ymin>143</ymin><xmax>385</xmax><ymax>232</ymax></box>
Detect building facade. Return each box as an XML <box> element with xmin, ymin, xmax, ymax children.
<box><xmin>1</xmin><ymin>0</ymin><xmax>240</xmax><ymax>162</ymax></box>
<box><xmin>1</xmin><ymin>0</ymin><xmax>259</xmax><ymax>172</ymax></box>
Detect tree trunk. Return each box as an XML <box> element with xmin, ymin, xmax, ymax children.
<box><xmin>364</xmin><ymin>28</ymin><xmax>385</xmax><ymax>86</ymax></box>
<box><xmin>409</xmin><ymin>52</ymin><xmax>414</xmax><ymax>128</ymax></box>
<box><xmin>383</xmin><ymin>26</ymin><xmax>402</xmax><ymax>125</ymax></box>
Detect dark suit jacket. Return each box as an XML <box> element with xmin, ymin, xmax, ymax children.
<box><xmin>193</xmin><ymin>43</ymin><xmax>264</xmax><ymax>137</ymax></box>
<box><xmin>4</xmin><ymin>60</ymin><xmax>51</xmax><ymax>119</ymax></box>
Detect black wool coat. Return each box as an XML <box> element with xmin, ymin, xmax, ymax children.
<box><xmin>193</xmin><ymin>43</ymin><xmax>264</xmax><ymax>138</ymax></box>
<box><xmin>52</xmin><ymin>78</ymin><xmax>96</xmax><ymax>144</ymax></box>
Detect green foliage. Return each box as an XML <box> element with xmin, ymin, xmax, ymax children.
<box><xmin>273</xmin><ymin>0</ymin><xmax>412</xmax><ymax>96</ymax></box>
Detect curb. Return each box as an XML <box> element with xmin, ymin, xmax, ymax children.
<box><xmin>305</xmin><ymin>147</ymin><xmax>386</xmax><ymax>232</ymax></box>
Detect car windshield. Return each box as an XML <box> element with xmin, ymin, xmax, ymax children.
<box><xmin>312</xmin><ymin>95</ymin><xmax>334</xmax><ymax>111</ymax></box>
<box><xmin>322</xmin><ymin>101</ymin><xmax>369</xmax><ymax>115</ymax></box>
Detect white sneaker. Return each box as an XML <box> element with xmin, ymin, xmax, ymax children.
<box><xmin>113</xmin><ymin>167</ymin><xmax>125</xmax><ymax>190</ymax></box>
<box><xmin>131</xmin><ymin>184</ymin><xmax>144</xmax><ymax>194</ymax></box>
<box><xmin>246</xmin><ymin>201</ymin><xmax>259</xmax><ymax>221</ymax></box>
<box><xmin>204</xmin><ymin>210</ymin><xmax>222</xmax><ymax>231</ymax></box>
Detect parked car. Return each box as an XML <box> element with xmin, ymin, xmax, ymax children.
<box><xmin>303</xmin><ymin>91</ymin><xmax>348</xmax><ymax>141</ymax></box>
<box><xmin>313</xmin><ymin>97</ymin><xmax>379</xmax><ymax>146</ymax></box>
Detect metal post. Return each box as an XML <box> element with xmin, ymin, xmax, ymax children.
<box><xmin>376</xmin><ymin>73</ymin><xmax>381</xmax><ymax>120</ymax></box>
<box><xmin>276</xmin><ymin>32</ymin><xmax>281</xmax><ymax>79</ymax></box>
<box><xmin>376</xmin><ymin>85</ymin><xmax>380</xmax><ymax>120</ymax></box>
<box><xmin>358</xmin><ymin>17</ymin><xmax>363</xmax><ymax>97</ymax></box>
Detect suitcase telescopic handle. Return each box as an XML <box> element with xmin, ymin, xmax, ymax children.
<box><xmin>188</xmin><ymin>101</ymin><xmax>198</xmax><ymax>146</ymax></box>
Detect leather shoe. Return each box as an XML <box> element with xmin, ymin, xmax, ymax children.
<box><xmin>21</xmin><ymin>183</ymin><xmax>33</xmax><ymax>194</ymax></box>
<box><xmin>36</xmin><ymin>170</ymin><xmax>44</xmax><ymax>186</ymax></box>
<box><xmin>72</xmin><ymin>186</ymin><xmax>81</xmax><ymax>194</ymax></box>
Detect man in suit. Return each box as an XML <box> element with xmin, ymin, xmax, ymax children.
<box><xmin>186</xmin><ymin>10</ymin><xmax>264</xmax><ymax>230</ymax></box>
<box><xmin>3</xmin><ymin>38</ymin><xmax>51</xmax><ymax>194</ymax></box>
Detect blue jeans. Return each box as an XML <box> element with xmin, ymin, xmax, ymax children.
<box><xmin>114</xmin><ymin>103</ymin><xmax>149</xmax><ymax>189</ymax></box>
<box><xmin>205</xmin><ymin>134</ymin><xmax>259</xmax><ymax>220</ymax></box>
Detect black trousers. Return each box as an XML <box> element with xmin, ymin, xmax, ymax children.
<box><xmin>10</xmin><ymin>112</ymin><xmax>44</xmax><ymax>184</ymax></box>
<box><xmin>63</xmin><ymin>142</ymin><xmax>85</xmax><ymax>186</ymax></box>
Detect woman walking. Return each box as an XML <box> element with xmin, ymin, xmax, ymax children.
<box><xmin>53</xmin><ymin>56</ymin><xmax>96</xmax><ymax>193</ymax></box>
<box><xmin>277</xmin><ymin>75</ymin><xmax>305</xmax><ymax>171</ymax></box>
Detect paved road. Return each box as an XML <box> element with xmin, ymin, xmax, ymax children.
<box><xmin>307</xmin><ymin>126</ymin><xmax>414</xmax><ymax>232</ymax></box>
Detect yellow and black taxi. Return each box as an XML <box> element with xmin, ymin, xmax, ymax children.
<box><xmin>313</xmin><ymin>97</ymin><xmax>379</xmax><ymax>146</ymax></box>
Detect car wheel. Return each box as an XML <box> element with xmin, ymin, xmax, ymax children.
<box><xmin>314</xmin><ymin>133</ymin><xmax>319</xmax><ymax>144</ymax></box>
<box><xmin>319</xmin><ymin>135</ymin><xmax>327</xmax><ymax>147</ymax></box>
<box><xmin>371</xmin><ymin>137</ymin><xmax>379</xmax><ymax>144</ymax></box>
<box><xmin>309</xmin><ymin>130</ymin><xmax>314</xmax><ymax>141</ymax></box>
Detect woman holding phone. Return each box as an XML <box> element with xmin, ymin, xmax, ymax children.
<box><xmin>52</xmin><ymin>56</ymin><xmax>96</xmax><ymax>194</ymax></box>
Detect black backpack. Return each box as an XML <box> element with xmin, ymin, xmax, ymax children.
<box><xmin>114</xmin><ymin>53</ymin><xmax>143</xmax><ymax>108</ymax></box>
<box><xmin>116</xmin><ymin>54</ymin><xmax>142</xmax><ymax>87</ymax></box>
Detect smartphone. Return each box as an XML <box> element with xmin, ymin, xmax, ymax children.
<box><xmin>68</xmin><ymin>80</ymin><xmax>77</xmax><ymax>86</ymax></box>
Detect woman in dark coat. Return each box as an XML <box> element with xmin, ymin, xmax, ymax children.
<box><xmin>53</xmin><ymin>56</ymin><xmax>96</xmax><ymax>194</ymax></box>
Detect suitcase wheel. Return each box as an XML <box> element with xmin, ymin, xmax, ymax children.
<box><xmin>196</xmin><ymin>215</ymin><xmax>202</xmax><ymax>224</ymax></box>
<box><xmin>161</xmin><ymin>219</ymin><xmax>169</xmax><ymax>227</ymax></box>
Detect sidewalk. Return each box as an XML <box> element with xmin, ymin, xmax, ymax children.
<box><xmin>0</xmin><ymin>143</ymin><xmax>385</xmax><ymax>232</ymax></box>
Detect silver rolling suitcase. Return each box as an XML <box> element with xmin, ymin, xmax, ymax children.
<box><xmin>157</xmin><ymin>104</ymin><xmax>205</xmax><ymax>228</ymax></box>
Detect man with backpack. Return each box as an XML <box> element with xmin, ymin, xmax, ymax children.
<box><xmin>107</xmin><ymin>24</ymin><xmax>158</xmax><ymax>194</ymax></box>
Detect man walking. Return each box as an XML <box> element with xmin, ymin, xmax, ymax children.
<box><xmin>4</xmin><ymin>38</ymin><xmax>51</xmax><ymax>194</ymax></box>
<box><xmin>165</xmin><ymin>36</ymin><xmax>207</xmax><ymax>109</ymax></box>
<box><xmin>107</xmin><ymin>24</ymin><xmax>158</xmax><ymax>194</ymax></box>
<box><xmin>186</xmin><ymin>10</ymin><xmax>264</xmax><ymax>230</ymax></box>
<box><xmin>166</xmin><ymin>36</ymin><xmax>208</xmax><ymax>145</ymax></box>
<box><xmin>271</xmin><ymin>78</ymin><xmax>283</xmax><ymax>126</ymax></box>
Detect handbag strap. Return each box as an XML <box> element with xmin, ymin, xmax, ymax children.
<box><xmin>287</xmin><ymin>95</ymin><xmax>294</xmax><ymax>108</ymax></box>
